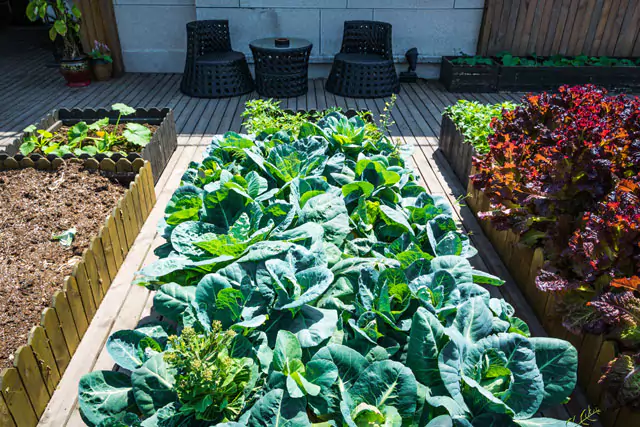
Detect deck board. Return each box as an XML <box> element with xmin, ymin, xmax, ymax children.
<box><xmin>0</xmin><ymin>28</ymin><xmax>597</xmax><ymax>426</ymax></box>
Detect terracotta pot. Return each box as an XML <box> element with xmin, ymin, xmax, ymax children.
<box><xmin>60</xmin><ymin>57</ymin><xmax>91</xmax><ymax>87</ymax></box>
<box><xmin>92</xmin><ymin>59</ymin><xmax>113</xmax><ymax>81</ymax></box>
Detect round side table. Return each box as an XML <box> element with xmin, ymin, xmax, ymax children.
<box><xmin>249</xmin><ymin>38</ymin><xmax>313</xmax><ymax>98</ymax></box>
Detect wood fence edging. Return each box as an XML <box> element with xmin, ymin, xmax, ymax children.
<box><xmin>465</xmin><ymin>160</ymin><xmax>640</xmax><ymax>427</ymax></box>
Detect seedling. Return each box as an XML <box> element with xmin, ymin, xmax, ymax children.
<box><xmin>19</xmin><ymin>125</ymin><xmax>55</xmax><ymax>156</ymax></box>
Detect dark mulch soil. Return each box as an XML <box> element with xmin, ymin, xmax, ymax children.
<box><xmin>0</xmin><ymin>162</ymin><xmax>126</xmax><ymax>369</ymax></box>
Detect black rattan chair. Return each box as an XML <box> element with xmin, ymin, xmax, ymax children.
<box><xmin>326</xmin><ymin>21</ymin><xmax>400</xmax><ymax>98</ymax></box>
<box><xmin>180</xmin><ymin>20</ymin><xmax>254</xmax><ymax>98</ymax></box>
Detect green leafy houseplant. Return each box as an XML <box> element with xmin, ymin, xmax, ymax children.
<box><xmin>26</xmin><ymin>0</ymin><xmax>82</xmax><ymax>60</ymax></box>
<box><xmin>78</xmin><ymin>103</ymin><xmax>582</xmax><ymax>426</ymax></box>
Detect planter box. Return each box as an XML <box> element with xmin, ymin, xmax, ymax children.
<box><xmin>1</xmin><ymin>108</ymin><xmax>177</xmax><ymax>184</ymax></box>
<box><xmin>591</xmin><ymin>66</ymin><xmax>640</xmax><ymax>91</ymax></box>
<box><xmin>442</xmin><ymin>55</ymin><xmax>640</xmax><ymax>93</ymax></box>
<box><xmin>0</xmin><ymin>160</ymin><xmax>156</xmax><ymax>427</ymax></box>
<box><xmin>440</xmin><ymin>57</ymin><xmax>498</xmax><ymax>93</ymax></box>
<box><xmin>497</xmin><ymin>64</ymin><xmax>593</xmax><ymax>92</ymax></box>
<box><xmin>466</xmin><ymin>179</ymin><xmax>640</xmax><ymax>427</ymax></box>
<box><xmin>438</xmin><ymin>116</ymin><xmax>477</xmax><ymax>189</ymax></box>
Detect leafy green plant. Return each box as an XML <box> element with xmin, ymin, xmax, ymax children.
<box><xmin>455</xmin><ymin>52</ymin><xmax>640</xmax><ymax>69</ymax></box>
<box><xmin>241</xmin><ymin>99</ymin><xmax>325</xmax><ymax>136</ymax></box>
<box><xmin>78</xmin><ymin>108</ymin><xmax>581</xmax><ymax>426</ymax></box>
<box><xmin>599</xmin><ymin>352</ymin><xmax>640</xmax><ymax>410</ymax></box>
<box><xmin>541</xmin><ymin>54</ymin><xmax>584</xmax><ymax>67</ymax></box>
<box><xmin>451</xmin><ymin>56</ymin><xmax>494</xmax><ymax>66</ymax></box>
<box><xmin>443</xmin><ymin>100</ymin><xmax>518</xmax><ymax>155</ymax></box>
<box><xmin>19</xmin><ymin>125</ymin><xmax>56</xmax><ymax>155</ymax></box>
<box><xmin>26</xmin><ymin>0</ymin><xmax>82</xmax><ymax>59</ymax></box>
<box><xmin>21</xmin><ymin>103</ymin><xmax>151</xmax><ymax>157</ymax></box>
<box><xmin>498</xmin><ymin>53</ymin><xmax>537</xmax><ymax>67</ymax></box>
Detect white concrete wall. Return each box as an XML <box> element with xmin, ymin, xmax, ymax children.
<box><xmin>114</xmin><ymin>0</ymin><xmax>485</xmax><ymax>75</ymax></box>
<box><xmin>113</xmin><ymin>0</ymin><xmax>196</xmax><ymax>73</ymax></box>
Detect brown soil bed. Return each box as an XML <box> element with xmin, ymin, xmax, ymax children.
<box><xmin>0</xmin><ymin>162</ymin><xmax>126</xmax><ymax>369</ymax></box>
<box><xmin>31</xmin><ymin>123</ymin><xmax>158</xmax><ymax>155</ymax></box>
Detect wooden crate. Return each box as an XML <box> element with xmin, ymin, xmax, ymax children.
<box><xmin>0</xmin><ymin>160</ymin><xmax>157</xmax><ymax>427</ymax></box>
<box><xmin>467</xmin><ymin>178</ymin><xmax>640</xmax><ymax>427</ymax></box>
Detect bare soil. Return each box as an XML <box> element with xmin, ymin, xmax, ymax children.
<box><xmin>0</xmin><ymin>162</ymin><xmax>126</xmax><ymax>369</ymax></box>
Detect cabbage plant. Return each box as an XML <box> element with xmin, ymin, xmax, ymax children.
<box><xmin>78</xmin><ymin>111</ymin><xmax>581</xmax><ymax>427</ymax></box>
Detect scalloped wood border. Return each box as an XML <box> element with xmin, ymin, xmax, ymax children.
<box><xmin>0</xmin><ymin>161</ymin><xmax>156</xmax><ymax>427</ymax></box>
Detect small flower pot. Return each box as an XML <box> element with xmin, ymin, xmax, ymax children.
<box><xmin>91</xmin><ymin>59</ymin><xmax>113</xmax><ymax>81</ymax></box>
<box><xmin>60</xmin><ymin>57</ymin><xmax>91</xmax><ymax>87</ymax></box>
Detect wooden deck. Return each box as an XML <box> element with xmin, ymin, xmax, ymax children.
<box><xmin>0</xmin><ymin>27</ymin><xmax>596</xmax><ymax>427</ymax></box>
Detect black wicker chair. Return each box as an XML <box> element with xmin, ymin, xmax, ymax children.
<box><xmin>326</xmin><ymin>21</ymin><xmax>400</xmax><ymax>98</ymax></box>
<box><xmin>180</xmin><ymin>20</ymin><xmax>254</xmax><ymax>98</ymax></box>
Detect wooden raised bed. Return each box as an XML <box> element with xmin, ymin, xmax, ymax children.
<box><xmin>466</xmin><ymin>177</ymin><xmax>640</xmax><ymax>427</ymax></box>
<box><xmin>438</xmin><ymin>115</ymin><xmax>477</xmax><ymax>189</ymax></box>
<box><xmin>1</xmin><ymin>108</ymin><xmax>177</xmax><ymax>184</ymax></box>
<box><xmin>0</xmin><ymin>160</ymin><xmax>156</xmax><ymax>427</ymax></box>
<box><xmin>590</xmin><ymin>65</ymin><xmax>640</xmax><ymax>91</ymax></box>
<box><xmin>497</xmin><ymin>63</ymin><xmax>593</xmax><ymax>92</ymax></box>
<box><xmin>439</xmin><ymin>56</ymin><xmax>499</xmax><ymax>93</ymax></box>
<box><xmin>441</xmin><ymin>55</ymin><xmax>640</xmax><ymax>93</ymax></box>
<box><xmin>439</xmin><ymin>121</ymin><xmax>640</xmax><ymax>424</ymax></box>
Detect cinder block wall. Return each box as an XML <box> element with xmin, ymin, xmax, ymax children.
<box><xmin>113</xmin><ymin>0</ymin><xmax>485</xmax><ymax>76</ymax></box>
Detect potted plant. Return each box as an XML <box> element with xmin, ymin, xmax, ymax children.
<box><xmin>26</xmin><ymin>0</ymin><xmax>91</xmax><ymax>87</ymax></box>
<box><xmin>89</xmin><ymin>40</ymin><xmax>113</xmax><ymax>81</ymax></box>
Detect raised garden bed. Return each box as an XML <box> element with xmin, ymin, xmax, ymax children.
<box><xmin>439</xmin><ymin>115</ymin><xmax>478</xmax><ymax>188</ymax></box>
<box><xmin>497</xmin><ymin>63</ymin><xmax>593</xmax><ymax>92</ymax></box>
<box><xmin>1</xmin><ymin>107</ymin><xmax>177</xmax><ymax>184</ymax></box>
<box><xmin>74</xmin><ymin>105</ymin><xmax>583</xmax><ymax>427</ymax></box>
<box><xmin>464</xmin><ymin>86</ymin><xmax>640</xmax><ymax>425</ymax></box>
<box><xmin>440</xmin><ymin>56</ymin><xmax>499</xmax><ymax>92</ymax></box>
<box><xmin>0</xmin><ymin>160</ymin><xmax>156</xmax><ymax>427</ymax></box>
<box><xmin>466</xmin><ymin>184</ymin><xmax>640</xmax><ymax>427</ymax></box>
<box><xmin>439</xmin><ymin>100</ymin><xmax>517</xmax><ymax>189</ymax></box>
<box><xmin>440</xmin><ymin>55</ymin><xmax>640</xmax><ymax>93</ymax></box>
